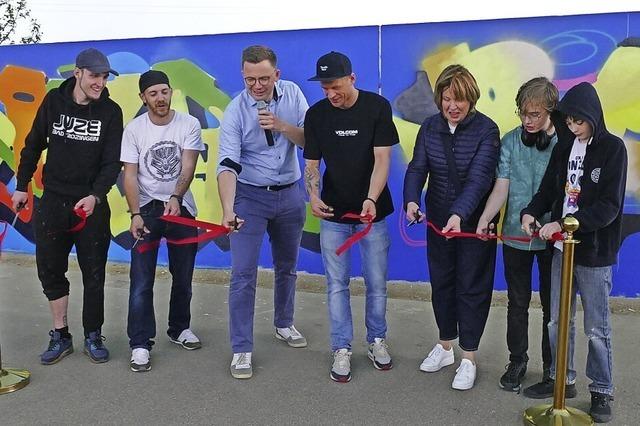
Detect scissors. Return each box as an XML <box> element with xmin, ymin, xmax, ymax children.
<box><xmin>528</xmin><ymin>222</ymin><xmax>540</xmax><ymax>251</ymax></box>
<box><xmin>408</xmin><ymin>209</ymin><xmax>423</xmax><ymax>226</ymax></box>
<box><xmin>11</xmin><ymin>202</ymin><xmax>26</xmax><ymax>227</ymax></box>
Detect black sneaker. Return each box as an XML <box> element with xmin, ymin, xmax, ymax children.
<box><xmin>523</xmin><ymin>377</ymin><xmax>577</xmax><ymax>399</ymax></box>
<box><xmin>499</xmin><ymin>361</ymin><xmax>527</xmax><ymax>392</ymax></box>
<box><xmin>589</xmin><ymin>391</ymin><xmax>613</xmax><ymax>423</ymax></box>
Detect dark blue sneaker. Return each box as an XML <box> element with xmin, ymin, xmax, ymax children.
<box><xmin>83</xmin><ymin>331</ymin><xmax>110</xmax><ymax>363</ymax></box>
<box><xmin>41</xmin><ymin>330</ymin><xmax>73</xmax><ymax>365</ymax></box>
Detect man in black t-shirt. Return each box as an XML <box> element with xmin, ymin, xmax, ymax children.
<box><xmin>303</xmin><ymin>51</ymin><xmax>399</xmax><ymax>383</ymax></box>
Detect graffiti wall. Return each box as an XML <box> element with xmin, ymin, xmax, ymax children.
<box><xmin>1</xmin><ymin>13</ymin><xmax>639</xmax><ymax>296</ymax></box>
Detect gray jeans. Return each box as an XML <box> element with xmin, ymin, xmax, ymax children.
<box><xmin>549</xmin><ymin>249</ymin><xmax>614</xmax><ymax>395</ymax></box>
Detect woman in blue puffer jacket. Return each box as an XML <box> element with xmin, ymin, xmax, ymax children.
<box><xmin>403</xmin><ymin>64</ymin><xmax>500</xmax><ymax>391</ymax></box>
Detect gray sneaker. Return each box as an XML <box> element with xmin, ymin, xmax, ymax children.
<box><xmin>275</xmin><ymin>325</ymin><xmax>307</xmax><ymax>348</ymax></box>
<box><xmin>330</xmin><ymin>348</ymin><xmax>352</xmax><ymax>383</ymax></box>
<box><xmin>368</xmin><ymin>338</ymin><xmax>393</xmax><ymax>370</ymax></box>
<box><xmin>230</xmin><ymin>352</ymin><xmax>252</xmax><ymax>379</ymax></box>
<box><xmin>169</xmin><ymin>328</ymin><xmax>202</xmax><ymax>350</ymax></box>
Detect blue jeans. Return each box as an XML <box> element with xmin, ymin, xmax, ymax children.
<box><xmin>549</xmin><ymin>249</ymin><xmax>614</xmax><ymax>395</ymax></box>
<box><xmin>320</xmin><ymin>219</ymin><xmax>390</xmax><ymax>351</ymax></box>
<box><xmin>228</xmin><ymin>183</ymin><xmax>306</xmax><ymax>353</ymax></box>
<box><xmin>127</xmin><ymin>200</ymin><xmax>198</xmax><ymax>350</ymax></box>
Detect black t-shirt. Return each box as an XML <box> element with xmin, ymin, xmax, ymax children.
<box><xmin>303</xmin><ymin>90</ymin><xmax>399</xmax><ymax>223</ymax></box>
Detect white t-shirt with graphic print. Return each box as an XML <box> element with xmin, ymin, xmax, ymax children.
<box><xmin>120</xmin><ymin>111</ymin><xmax>204</xmax><ymax>216</ymax></box>
<box><xmin>555</xmin><ymin>136</ymin><xmax>589</xmax><ymax>250</ymax></box>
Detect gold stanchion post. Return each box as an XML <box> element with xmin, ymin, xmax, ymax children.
<box><xmin>523</xmin><ymin>216</ymin><xmax>592</xmax><ymax>425</ymax></box>
<box><xmin>0</xmin><ymin>339</ymin><xmax>31</xmax><ymax>395</ymax></box>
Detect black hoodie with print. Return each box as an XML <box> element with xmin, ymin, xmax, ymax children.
<box><xmin>522</xmin><ymin>82</ymin><xmax>628</xmax><ymax>267</ymax></box>
<box><xmin>16</xmin><ymin>76</ymin><xmax>123</xmax><ymax>201</ymax></box>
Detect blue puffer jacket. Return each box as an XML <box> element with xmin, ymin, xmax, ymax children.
<box><xmin>403</xmin><ymin>111</ymin><xmax>500</xmax><ymax>230</ymax></box>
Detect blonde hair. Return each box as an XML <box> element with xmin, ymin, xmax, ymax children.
<box><xmin>434</xmin><ymin>64</ymin><xmax>481</xmax><ymax>111</ymax></box>
<box><xmin>516</xmin><ymin>77</ymin><xmax>559</xmax><ymax>113</ymax></box>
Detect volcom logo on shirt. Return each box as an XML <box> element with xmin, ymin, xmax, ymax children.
<box><xmin>52</xmin><ymin>114</ymin><xmax>102</xmax><ymax>142</ymax></box>
<box><xmin>335</xmin><ymin>130</ymin><xmax>358</xmax><ymax>137</ymax></box>
<box><xmin>144</xmin><ymin>140</ymin><xmax>182</xmax><ymax>182</ymax></box>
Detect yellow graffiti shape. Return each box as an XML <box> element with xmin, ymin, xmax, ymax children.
<box><xmin>594</xmin><ymin>45</ymin><xmax>640</xmax><ymax>197</ymax></box>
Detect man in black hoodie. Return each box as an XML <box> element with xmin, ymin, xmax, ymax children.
<box><xmin>520</xmin><ymin>82</ymin><xmax>627</xmax><ymax>423</ymax></box>
<box><xmin>11</xmin><ymin>48</ymin><xmax>123</xmax><ymax>365</ymax></box>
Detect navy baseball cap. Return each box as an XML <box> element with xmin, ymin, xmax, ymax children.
<box><xmin>308</xmin><ymin>51</ymin><xmax>352</xmax><ymax>81</ymax></box>
<box><xmin>75</xmin><ymin>48</ymin><xmax>119</xmax><ymax>76</ymax></box>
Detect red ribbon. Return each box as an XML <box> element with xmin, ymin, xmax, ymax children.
<box><xmin>334</xmin><ymin>213</ymin><xmax>564</xmax><ymax>256</ymax></box>
<box><xmin>335</xmin><ymin>213</ymin><xmax>374</xmax><ymax>256</ymax></box>
<box><xmin>0</xmin><ymin>222</ymin><xmax>8</xmax><ymax>257</ymax></box>
<box><xmin>68</xmin><ymin>208</ymin><xmax>88</xmax><ymax>232</ymax></box>
<box><xmin>424</xmin><ymin>220</ymin><xmax>564</xmax><ymax>242</ymax></box>
<box><xmin>136</xmin><ymin>215</ymin><xmax>230</xmax><ymax>253</ymax></box>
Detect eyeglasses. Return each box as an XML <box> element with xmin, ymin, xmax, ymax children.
<box><xmin>244</xmin><ymin>72</ymin><xmax>275</xmax><ymax>87</ymax></box>
<box><xmin>516</xmin><ymin>110</ymin><xmax>546</xmax><ymax>122</ymax></box>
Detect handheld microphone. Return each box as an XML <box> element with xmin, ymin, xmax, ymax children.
<box><xmin>256</xmin><ymin>100</ymin><xmax>275</xmax><ymax>147</ymax></box>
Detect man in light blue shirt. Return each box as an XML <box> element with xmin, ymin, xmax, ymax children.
<box><xmin>217</xmin><ymin>45</ymin><xmax>309</xmax><ymax>379</ymax></box>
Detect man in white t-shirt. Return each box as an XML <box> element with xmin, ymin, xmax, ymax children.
<box><xmin>121</xmin><ymin>70</ymin><xmax>205</xmax><ymax>372</ymax></box>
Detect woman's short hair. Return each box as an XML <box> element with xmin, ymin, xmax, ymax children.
<box><xmin>515</xmin><ymin>77</ymin><xmax>559</xmax><ymax>113</ymax></box>
<box><xmin>433</xmin><ymin>64</ymin><xmax>481</xmax><ymax>111</ymax></box>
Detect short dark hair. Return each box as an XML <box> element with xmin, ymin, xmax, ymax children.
<box><xmin>242</xmin><ymin>45</ymin><xmax>277</xmax><ymax>67</ymax></box>
<box><xmin>433</xmin><ymin>64</ymin><xmax>481</xmax><ymax>111</ymax></box>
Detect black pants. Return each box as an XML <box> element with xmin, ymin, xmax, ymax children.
<box><xmin>426</xmin><ymin>228</ymin><xmax>496</xmax><ymax>351</ymax></box>
<box><xmin>34</xmin><ymin>191</ymin><xmax>111</xmax><ymax>335</ymax></box>
<box><xmin>503</xmin><ymin>244</ymin><xmax>552</xmax><ymax>368</ymax></box>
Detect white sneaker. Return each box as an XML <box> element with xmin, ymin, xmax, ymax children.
<box><xmin>130</xmin><ymin>348</ymin><xmax>151</xmax><ymax>372</ymax></box>
<box><xmin>275</xmin><ymin>325</ymin><xmax>307</xmax><ymax>348</ymax></box>
<box><xmin>169</xmin><ymin>328</ymin><xmax>202</xmax><ymax>350</ymax></box>
<box><xmin>230</xmin><ymin>352</ymin><xmax>252</xmax><ymax>379</ymax></box>
<box><xmin>452</xmin><ymin>359</ymin><xmax>477</xmax><ymax>390</ymax></box>
<box><xmin>419</xmin><ymin>343</ymin><xmax>455</xmax><ymax>372</ymax></box>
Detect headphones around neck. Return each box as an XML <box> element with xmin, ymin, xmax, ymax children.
<box><xmin>520</xmin><ymin>126</ymin><xmax>554</xmax><ymax>151</ymax></box>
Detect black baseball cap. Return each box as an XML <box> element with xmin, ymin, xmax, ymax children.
<box><xmin>308</xmin><ymin>51</ymin><xmax>352</xmax><ymax>81</ymax></box>
<box><xmin>75</xmin><ymin>48</ymin><xmax>119</xmax><ymax>76</ymax></box>
<box><xmin>139</xmin><ymin>70</ymin><xmax>171</xmax><ymax>94</ymax></box>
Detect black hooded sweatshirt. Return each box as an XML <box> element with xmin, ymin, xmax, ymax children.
<box><xmin>521</xmin><ymin>82</ymin><xmax>627</xmax><ymax>267</ymax></box>
<box><xmin>16</xmin><ymin>76</ymin><xmax>123</xmax><ymax>201</ymax></box>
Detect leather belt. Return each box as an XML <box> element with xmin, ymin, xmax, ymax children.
<box><xmin>258</xmin><ymin>182</ymin><xmax>295</xmax><ymax>192</ymax></box>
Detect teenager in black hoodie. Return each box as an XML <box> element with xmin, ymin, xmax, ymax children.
<box><xmin>11</xmin><ymin>48</ymin><xmax>123</xmax><ymax>366</ymax></box>
<box><xmin>520</xmin><ymin>82</ymin><xmax>627</xmax><ymax>423</ymax></box>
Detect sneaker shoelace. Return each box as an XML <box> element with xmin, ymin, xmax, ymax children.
<box><xmin>235</xmin><ymin>353</ymin><xmax>251</xmax><ymax>369</ymax></box>
<box><xmin>456</xmin><ymin>362</ymin><xmax>474</xmax><ymax>380</ymax></box>
<box><xmin>373</xmin><ymin>339</ymin><xmax>389</xmax><ymax>357</ymax></box>
<box><xmin>287</xmin><ymin>326</ymin><xmax>302</xmax><ymax>339</ymax></box>
<box><xmin>504</xmin><ymin>362</ymin><xmax>525</xmax><ymax>382</ymax></box>
<box><xmin>90</xmin><ymin>335</ymin><xmax>106</xmax><ymax>349</ymax></box>
<box><xmin>427</xmin><ymin>345</ymin><xmax>443</xmax><ymax>361</ymax></box>
<box><xmin>592</xmin><ymin>394</ymin><xmax>610</xmax><ymax>408</ymax></box>
<box><xmin>334</xmin><ymin>350</ymin><xmax>351</xmax><ymax>369</ymax></box>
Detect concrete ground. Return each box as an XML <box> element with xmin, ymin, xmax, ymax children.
<box><xmin>1</xmin><ymin>253</ymin><xmax>639</xmax><ymax>425</ymax></box>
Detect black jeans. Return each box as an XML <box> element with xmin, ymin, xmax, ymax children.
<box><xmin>503</xmin><ymin>244</ymin><xmax>552</xmax><ymax>368</ymax></box>
<box><xmin>127</xmin><ymin>200</ymin><xmax>198</xmax><ymax>350</ymax></box>
<box><xmin>34</xmin><ymin>191</ymin><xmax>111</xmax><ymax>335</ymax></box>
<box><xmin>426</xmin><ymin>228</ymin><xmax>497</xmax><ymax>351</ymax></box>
